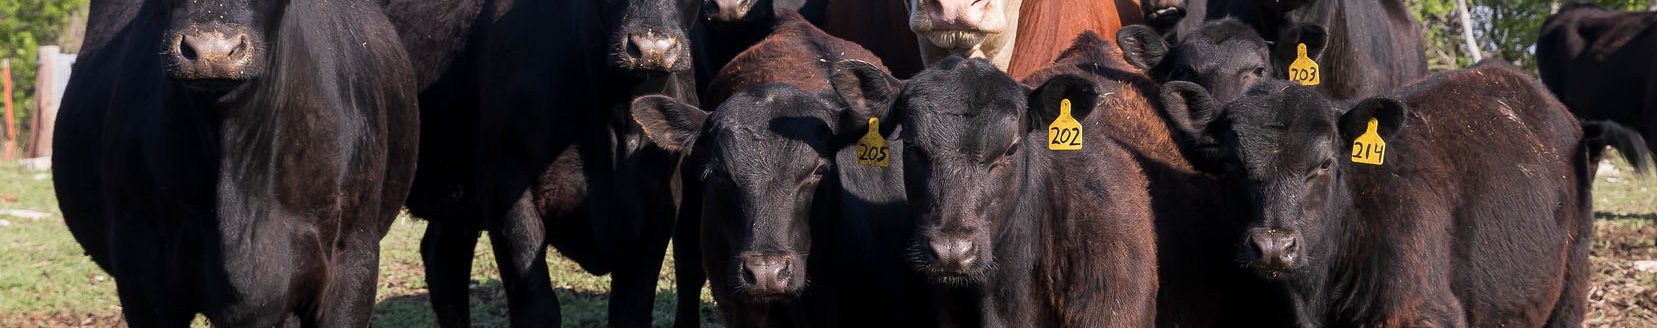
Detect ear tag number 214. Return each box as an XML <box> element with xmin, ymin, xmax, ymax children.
<box><xmin>1048</xmin><ymin>99</ymin><xmax>1083</xmax><ymax>151</ymax></box>
<box><xmin>1350</xmin><ymin>118</ymin><xmax>1385</xmax><ymax>165</ymax></box>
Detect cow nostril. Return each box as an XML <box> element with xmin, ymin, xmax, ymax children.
<box><xmin>227</xmin><ymin>35</ymin><xmax>248</xmax><ymax>58</ymax></box>
<box><xmin>179</xmin><ymin>39</ymin><xmax>200</xmax><ymax>61</ymax></box>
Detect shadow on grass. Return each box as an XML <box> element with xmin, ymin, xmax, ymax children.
<box><xmin>1596</xmin><ymin>212</ymin><xmax>1657</xmax><ymax>221</ymax></box>
<box><xmin>372</xmin><ymin>279</ymin><xmax>722</xmax><ymax>327</ymax></box>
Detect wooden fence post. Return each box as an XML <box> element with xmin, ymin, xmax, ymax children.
<box><xmin>2</xmin><ymin>58</ymin><xmax>15</xmax><ymax>162</ymax></box>
<box><xmin>29</xmin><ymin>46</ymin><xmax>70</xmax><ymax>159</ymax></box>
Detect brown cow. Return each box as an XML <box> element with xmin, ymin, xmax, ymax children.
<box><xmin>1022</xmin><ymin>32</ymin><xmax>1294</xmax><ymax>327</ymax></box>
<box><xmin>1007</xmin><ymin>0</ymin><xmax>1145</xmax><ymax>79</ymax></box>
<box><xmin>907</xmin><ymin>0</ymin><xmax>1145</xmax><ymax>80</ymax></box>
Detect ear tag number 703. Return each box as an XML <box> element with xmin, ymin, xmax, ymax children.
<box><xmin>1289</xmin><ymin>43</ymin><xmax>1321</xmax><ymax>86</ymax></box>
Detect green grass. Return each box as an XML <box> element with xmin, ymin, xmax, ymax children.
<box><xmin>0</xmin><ymin>156</ymin><xmax>1651</xmax><ymax>327</ymax></box>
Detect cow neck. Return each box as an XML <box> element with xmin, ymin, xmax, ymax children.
<box><xmin>1279</xmin><ymin>167</ymin><xmax>1390</xmax><ymax>326</ymax></box>
<box><xmin>208</xmin><ymin>2</ymin><xmax>411</xmax><ymax>247</ymax></box>
<box><xmin>1004</xmin><ymin>131</ymin><xmax>1052</xmax><ymax>280</ymax></box>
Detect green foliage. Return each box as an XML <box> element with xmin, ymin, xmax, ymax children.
<box><xmin>1410</xmin><ymin>0</ymin><xmax>1651</xmax><ymax>73</ymax></box>
<box><xmin>0</xmin><ymin>0</ymin><xmax>87</xmax><ymax>147</ymax></box>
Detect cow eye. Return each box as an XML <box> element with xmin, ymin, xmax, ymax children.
<box><xmin>1317</xmin><ymin>158</ymin><xmax>1334</xmax><ymax>172</ymax></box>
<box><xmin>1250</xmin><ymin>66</ymin><xmax>1266</xmax><ymax>78</ymax></box>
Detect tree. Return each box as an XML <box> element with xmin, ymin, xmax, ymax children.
<box><xmin>0</xmin><ymin>0</ymin><xmax>88</xmax><ymax>148</ymax></box>
<box><xmin>1411</xmin><ymin>0</ymin><xmax>1649</xmax><ymax>73</ymax></box>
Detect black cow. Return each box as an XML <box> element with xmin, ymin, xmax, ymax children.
<box><xmin>1017</xmin><ymin>32</ymin><xmax>1295</xmax><ymax>327</ymax></box>
<box><xmin>54</xmin><ymin>0</ymin><xmax>418</xmax><ymax>325</ymax></box>
<box><xmin>1163</xmin><ymin>61</ymin><xmax>1652</xmax><ymax>327</ymax></box>
<box><xmin>1117</xmin><ymin>19</ymin><xmax>1277</xmax><ymax>103</ymax></box>
<box><xmin>388</xmin><ymin>0</ymin><xmax>701</xmax><ymax>326</ymax></box>
<box><xmin>642</xmin><ymin>13</ymin><xmax>933</xmax><ymax>327</ymax></box>
<box><xmin>1147</xmin><ymin>0</ymin><xmax>1424</xmax><ymax>100</ymax></box>
<box><xmin>1538</xmin><ymin>3</ymin><xmax>1657</xmax><ymax>168</ymax></box>
<box><xmin>867</xmin><ymin>56</ymin><xmax>1159</xmax><ymax>326</ymax></box>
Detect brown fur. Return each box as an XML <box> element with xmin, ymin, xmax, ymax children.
<box><xmin>708</xmin><ymin>12</ymin><xmax>890</xmax><ymax>105</ymax></box>
<box><xmin>1022</xmin><ymin>32</ymin><xmax>1295</xmax><ymax>326</ymax></box>
<box><xmin>1008</xmin><ymin>0</ymin><xmax>1145</xmax><ymax>80</ymax></box>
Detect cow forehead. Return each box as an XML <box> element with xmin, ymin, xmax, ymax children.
<box><xmin>706</xmin><ymin>91</ymin><xmax>836</xmax><ymax>174</ymax></box>
<box><xmin>1226</xmin><ymin>85</ymin><xmax>1339</xmax><ymax>166</ymax></box>
<box><xmin>899</xmin><ymin>61</ymin><xmax>1024</xmax><ymax>161</ymax></box>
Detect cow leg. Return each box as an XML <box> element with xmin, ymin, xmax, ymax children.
<box><xmin>673</xmin><ymin>193</ymin><xmax>706</xmax><ymax>328</ymax></box>
<box><xmin>422</xmin><ymin>220</ymin><xmax>481</xmax><ymax>328</ymax></box>
<box><xmin>491</xmin><ymin>190</ymin><xmax>562</xmax><ymax>327</ymax></box>
<box><xmin>313</xmin><ymin>234</ymin><xmax>384</xmax><ymax>327</ymax></box>
<box><xmin>607</xmin><ymin>216</ymin><xmax>673</xmax><ymax>328</ymax></box>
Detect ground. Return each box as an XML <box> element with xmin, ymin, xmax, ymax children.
<box><xmin>1</xmin><ymin>157</ymin><xmax>1652</xmax><ymax>327</ymax></box>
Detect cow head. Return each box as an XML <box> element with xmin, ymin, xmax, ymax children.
<box><xmin>607</xmin><ymin>0</ymin><xmax>700</xmax><ymax>73</ymax></box>
<box><xmin>907</xmin><ymin>0</ymin><xmax>1020</xmax><ymax>68</ymax></box>
<box><xmin>632</xmin><ymin>78</ymin><xmax>895</xmax><ymax>299</ymax></box>
<box><xmin>703</xmin><ymin>0</ymin><xmax>772</xmax><ymax>24</ymax></box>
<box><xmin>162</xmin><ymin>0</ymin><xmax>283</xmax><ymax>90</ymax></box>
<box><xmin>1119</xmin><ymin>19</ymin><xmax>1271</xmax><ymax>103</ymax></box>
<box><xmin>1143</xmin><ymin>0</ymin><xmax>1186</xmax><ymax>28</ymax></box>
<box><xmin>1167</xmin><ymin>80</ymin><xmax>1407</xmax><ymax>279</ymax></box>
<box><xmin>886</xmin><ymin>57</ymin><xmax>1099</xmax><ymax>284</ymax></box>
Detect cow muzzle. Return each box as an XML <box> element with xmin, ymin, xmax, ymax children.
<box><xmin>704</xmin><ymin>0</ymin><xmax>756</xmax><ymax>23</ymax></box>
<box><xmin>737</xmin><ymin>253</ymin><xmax>803</xmax><ymax>299</ymax></box>
<box><xmin>168</xmin><ymin>26</ymin><xmax>258</xmax><ymax>90</ymax></box>
<box><xmin>617</xmin><ymin>30</ymin><xmax>688</xmax><ymax>73</ymax></box>
<box><xmin>1245</xmin><ymin>228</ymin><xmax>1303</xmax><ymax>277</ymax></box>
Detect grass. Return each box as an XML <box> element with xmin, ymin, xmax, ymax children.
<box><xmin>0</xmin><ymin>155</ymin><xmax>1651</xmax><ymax>327</ymax></box>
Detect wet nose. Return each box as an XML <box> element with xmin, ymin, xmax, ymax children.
<box><xmin>705</xmin><ymin>0</ymin><xmax>754</xmax><ymax>22</ymax></box>
<box><xmin>1249</xmin><ymin>230</ymin><xmax>1301</xmax><ymax>269</ymax></box>
<box><xmin>625</xmin><ymin>33</ymin><xmax>682</xmax><ymax>70</ymax></box>
<box><xmin>927</xmin><ymin>0</ymin><xmax>992</xmax><ymax>30</ymax></box>
<box><xmin>174</xmin><ymin>30</ymin><xmax>252</xmax><ymax>78</ymax></box>
<box><xmin>928</xmin><ymin>237</ymin><xmax>978</xmax><ymax>272</ymax></box>
<box><xmin>739</xmin><ymin>255</ymin><xmax>795</xmax><ymax>296</ymax></box>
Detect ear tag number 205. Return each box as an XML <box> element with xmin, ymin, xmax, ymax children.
<box><xmin>856</xmin><ymin>118</ymin><xmax>890</xmax><ymax>167</ymax></box>
<box><xmin>1289</xmin><ymin>43</ymin><xmax>1321</xmax><ymax>86</ymax></box>
<box><xmin>1048</xmin><ymin>99</ymin><xmax>1083</xmax><ymax>151</ymax></box>
<box><xmin>1350</xmin><ymin>118</ymin><xmax>1385</xmax><ymax>165</ymax></box>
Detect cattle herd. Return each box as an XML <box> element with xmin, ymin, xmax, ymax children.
<box><xmin>48</xmin><ymin>0</ymin><xmax>1657</xmax><ymax>326</ymax></box>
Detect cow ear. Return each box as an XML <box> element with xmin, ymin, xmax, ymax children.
<box><xmin>1117</xmin><ymin>25</ymin><xmax>1170</xmax><ymax>71</ymax></box>
<box><xmin>631</xmin><ymin>95</ymin><xmax>709</xmax><ymax>153</ymax></box>
<box><xmin>1161</xmin><ymin>81</ymin><xmax>1227</xmax><ymax>170</ymax></box>
<box><xmin>1339</xmin><ymin>97</ymin><xmax>1408</xmax><ymax>142</ymax></box>
<box><xmin>1028</xmin><ymin>74</ymin><xmax>1101</xmax><ymax>133</ymax></box>
<box><xmin>831</xmin><ymin>59</ymin><xmax>902</xmax><ymax>136</ymax></box>
<box><xmin>1280</xmin><ymin>24</ymin><xmax>1329</xmax><ymax>61</ymax></box>
<box><xmin>1161</xmin><ymin>81</ymin><xmax>1222</xmax><ymax>137</ymax></box>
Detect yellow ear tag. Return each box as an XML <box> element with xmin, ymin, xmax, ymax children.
<box><xmin>1047</xmin><ymin>98</ymin><xmax>1083</xmax><ymax>151</ymax></box>
<box><xmin>856</xmin><ymin>117</ymin><xmax>890</xmax><ymax>167</ymax></box>
<box><xmin>1289</xmin><ymin>43</ymin><xmax>1320</xmax><ymax>86</ymax></box>
<box><xmin>1350</xmin><ymin>118</ymin><xmax>1385</xmax><ymax>165</ymax></box>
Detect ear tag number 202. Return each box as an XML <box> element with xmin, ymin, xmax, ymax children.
<box><xmin>1289</xmin><ymin>43</ymin><xmax>1321</xmax><ymax>86</ymax></box>
<box><xmin>1350</xmin><ymin>118</ymin><xmax>1385</xmax><ymax>165</ymax></box>
<box><xmin>856</xmin><ymin>118</ymin><xmax>890</xmax><ymax>167</ymax></box>
<box><xmin>1048</xmin><ymin>99</ymin><xmax>1083</xmax><ymax>151</ymax></box>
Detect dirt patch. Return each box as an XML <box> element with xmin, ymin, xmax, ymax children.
<box><xmin>1586</xmin><ymin>214</ymin><xmax>1657</xmax><ymax>326</ymax></box>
